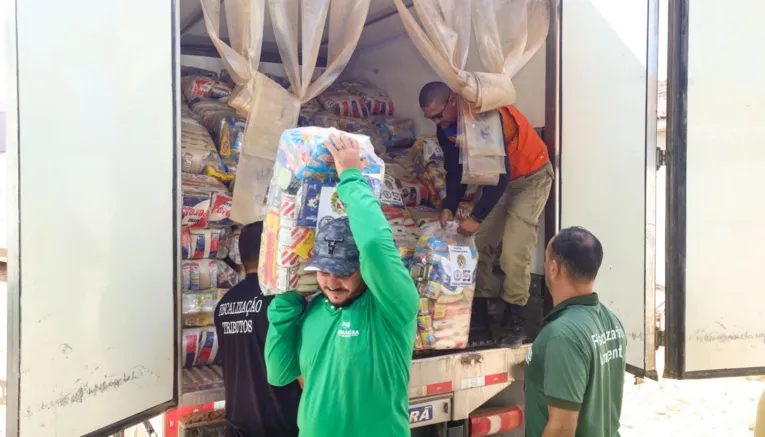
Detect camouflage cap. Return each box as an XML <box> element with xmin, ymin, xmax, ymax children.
<box><xmin>304</xmin><ymin>216</ymin><xmax>360</xmax><ymax>277</ymax></box>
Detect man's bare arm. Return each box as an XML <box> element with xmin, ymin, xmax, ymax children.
<box><xmin>541</xmin><ymin>405</ymin><xmax>579</xmax><ymax>437</ymax></box>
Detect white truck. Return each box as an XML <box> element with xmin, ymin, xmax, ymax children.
<box><xmin>5</xmin><ymin>0</ymin><xmax>764</xmax><ymax>436</ymax></box>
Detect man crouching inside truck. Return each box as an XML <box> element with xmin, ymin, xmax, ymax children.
<box><xmin>265</xmin><ymin>132</ymin><xmax>420</xmax><ymax>437</ymax></box>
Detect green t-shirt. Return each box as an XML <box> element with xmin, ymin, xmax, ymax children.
<box><xmin>264</xmin><ymin>168</ymin><xmax>420</xmax><ymax>437</ymax></box>
<box><xmin>525</xmin><ymin>293</ymin><xmax>626</xmax><ymax>437</ymax></box>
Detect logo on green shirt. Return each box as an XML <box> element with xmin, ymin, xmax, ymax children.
<box><xmin>338</xmin><ymin>320</ymin><xmax>360</xmax><ymax>338</ymax></box>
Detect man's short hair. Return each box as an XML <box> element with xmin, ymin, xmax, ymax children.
<box><xmin>550</xmin><ymin>226</ymin><xmax>604</xmax><ymax>282</ymax></box>
<box><xmin>239</xmin><ymin>221</ymin><xmax>264</xmax><ymax>270</ymax></box>
<box><xmin>419</xmin><ymin>81</ymin><xmax>451</xmax><ymax>108</ymax></box>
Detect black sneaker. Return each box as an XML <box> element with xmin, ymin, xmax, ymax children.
<box><xmin>467</xmin><ymin>298</ymin><xmax>493</xmax><ymax>346</ymax></box>
<box><xmin>496</xmin><ymin>304</ymin><xmax>526</xmax><ymax>348</ymax></box>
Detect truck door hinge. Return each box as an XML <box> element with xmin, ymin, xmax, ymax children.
<box><xmin>656</xmin><ymin>148</ymin><xmax>667</xmax><ymax>169</ymax></box>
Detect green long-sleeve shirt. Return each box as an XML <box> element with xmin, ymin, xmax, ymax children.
<box><xmin>265</xmin><ymin>168</ymin><xmax>420</xmax><ymax>437</ymax></box>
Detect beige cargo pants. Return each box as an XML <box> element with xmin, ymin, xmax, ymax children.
<box><xmin>474</xmin><ymin>162</ymin><xmax>554</xmax><ymax>305</ymax></box>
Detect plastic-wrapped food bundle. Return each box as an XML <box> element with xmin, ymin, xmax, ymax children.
<box><xmin>421</xmin><ymin>163</ymin><xmax>448</xmax><ymax>208</ymax></box>
<box><xmin>182</xmin><ymin>327</ymin><xmax>222</xmax><ymax>368</ymax></box>
<box><xmin>181</xmin><ymin>118</ymin><xmax>229</xmax><ymax>183</ymax></box>
<box><xmin>410</xmin><ymin>223</ymin><xmax>477</xmax><ymax>350</ymax></box>
<box><xmin>340</xmin><ymin>79</ymin><xmax>395</xmax><ymax>116</ymax></box>
<box><xmin>317</xmin><ymin>89</ymin><xmax>368</xmax><ymax>118</ymax></box>
<box><xmin>259</xmin><ymin>127</ymin><xmax>385</xmax><ymax>295</ymax></box>
<box><xmin>182</xmin><ymin>174</ymin><xmax>234</xmax><ymax>228</ymax></box>
<box><xmin>189</xmin><ymin>100</ymin><xmax>245</xmax><ymax>172</ymax></box>
<box><xmin>455</xmin><ymin>202</ymin><xmax>476</xmax><ymax>221</ymax></box>
<box><xmin>372</xmin><ymin>116</ymin><xmax>416</xmax><ymax>148</ymax></box>
<box><xmin>219</xmin><ymin>69</ymin><xmax>233</xmax><ymax>86</ymax></box>
<box><xmin>182</xmin><ymin>75</ymin><xmax>233</xmax><ymax>103</ymax></box>
<box><xmin>182</xmin><ymin>289</ymin><xmax>227</xmax><ymax>327</ymax></box>
<box><xmin>182</xmin><ymin>259</ymin><xmax>240</xmax><ymax>290</ymax></box>
<box><xmin>225</xmin><ymin>227</ymin><xmax>241</xmax><ymax>265</ymax></box>
<box><xmin>181</xmin><ymin>66</ymin><xmax>218</xmax><ymax>79</ymax></box>
<box><xmin>182</xmin><ymin>228</ymin><xmax>229</xmax><ymax>260</ymax></box>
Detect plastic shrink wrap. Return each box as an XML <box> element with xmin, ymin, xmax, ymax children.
<box><xmin>410</xmin><ymin>223</ymin><xmax>477</xmax><ymax>350</ymax></box>
<box><xmin>182</xmin><ymin>327</ymin><xmax>222</xmax><ymax>368</ymax></box>
<box><xmin>182</xmin><ymin>289</ymin><xmax>228</xmax><ymax>327</ymax></box>
<box><xmin>181</xmin><ymin>174</ymin><xmax>234</xmax><ymax>229</ymax></box>
<box><xmin>182</xmin><ymin>259</ymin><xmax>240</xmax><ymax>291</ymax></box>
<box><xmin>182</xmin><ymin>228</ymin><xmax>229</xmax><ymax>260</ymax></box>
<box><xmin>258</xmin><ymin>127</ymin><xmax>384</xmax><ymax>295</ymax></box>
<box><xmin>189</xmin><ymin>99</ymin><xmax>245</xmax><ymax>173</ymax></box>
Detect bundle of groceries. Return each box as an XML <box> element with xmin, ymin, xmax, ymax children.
<box><xmin>258</xmin><ymin>127</ymin><xmax>385</xmax><ymax>296</ymax></box>
<box><xmin>410</xmin><ymin>223</ymin><xmax>478</xmax><ymax>350</ymax></box>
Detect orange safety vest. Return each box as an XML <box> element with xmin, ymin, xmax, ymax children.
<box><xmin>497</xmin><ymin>105</ymin><xmax>549</xmax><ymax>180</ymax></box>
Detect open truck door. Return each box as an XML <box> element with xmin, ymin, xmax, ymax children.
<box><xmin>555</xmin><ymin>0</ymin><xmax>660</xmax><ymax>378</ymax></box>
<box><xmin>6</xmin><ymin>0</ymin><xmax>179</xmax><ymax>435</ymax></box>
<box><xmin>664</xmin><ymin>0</ymin><xmax>765</xmax><ymax>379</ymax></box>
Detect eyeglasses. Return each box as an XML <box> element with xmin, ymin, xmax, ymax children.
<box><xmin>427</xmin><ymin>93</ymin><xmax>451</xmax><ymax>123</ymax></box>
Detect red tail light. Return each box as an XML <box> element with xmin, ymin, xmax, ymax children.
<box><xmin>470</xmin><ymin>406</ymin><xmax>523</xmax><ymax>437</ymax></box>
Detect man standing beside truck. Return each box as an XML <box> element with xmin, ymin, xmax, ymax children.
<box><xmin>214</xmin><ymin>222</ymin><xmax>302</xmax><ymax>437</ymax></box>
<box><xmin>525</xmin><ymin>226</ymin><xmax>626</xmax><ymax>437</ymax></box>
<box><xmin>419</xmin><ymin>81</ymin><xmax>553</xmax><ymax>347</ymax></box>
<box><xmin>265</xmin><ymin>132</ymin><xmax>420</xmax><ymax>437</ymax></box>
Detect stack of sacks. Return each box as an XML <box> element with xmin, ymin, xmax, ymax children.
<box><xmin>189</xmin><ymin>99</ymin><xmax>245</xmax><ymax>181</ymax></box>
<box><xmin>258</xmin><ymin>127</ymin><xmax>385</xmax><ymax>296</ymax></box>
<box><xmin>182</xmin><ymin>75</ymin><xmax>233</xmax><ymax>104</ymax></box>
<box><xmin>317</xmin><ymin>83</ymin><xmax>369</xmax><ymax>118</ymax></box>
<box><xmin>411</xmin><ymin>223</ymin><xmax>477</xmax><ymax>351</ymax></box>
<box><xmin>340</xmin><ymin>78</ymin><xmax>395</xmax><ymax>116</ymax></box>
<box><xmin>181</xmin><ymin>173</ymin><xmax>240</xmax><ymax>367</ymax></box>
<box><xmin>181</xmin><ymin>105</ymin><xmax>231</xmax><ymax>185</ymax></box>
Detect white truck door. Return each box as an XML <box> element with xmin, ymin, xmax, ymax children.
<box><xmin>6</xmin><ymin>0</ymin><xmax>179</xmax><ymax>435</ymax></box>
<box><xmin>558</xmin><ymin>0</ymin><xmax>659</xmax><ymax>377</ymax></box>
<box><xmin>664</xmin><ymin>0</ymin><xmax>765</xmax><ymax>379</ymax></box>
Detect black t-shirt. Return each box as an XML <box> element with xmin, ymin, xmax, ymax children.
<box><xmin>214</xmin><ymin>273</ymin><xmax>302</xmax><ymax>437</ymax></box>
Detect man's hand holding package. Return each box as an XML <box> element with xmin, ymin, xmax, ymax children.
<box><xmin>458</xmin><ymin>216</ymin><xmax>480</xmax><ymax>236</ymax></box>
<box><xmin>328</xmin><ymin>132</ymin><xmax>364</xmax><ymax>174</ymax></box>
<box><xmin>439</xmin><ymin>209</ymin><xmax>454</xmax><ymax>228</ymax></box>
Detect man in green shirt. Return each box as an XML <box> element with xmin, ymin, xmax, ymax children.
<box><xmin>525</xmin><ymin>226</ymin><xmax>626</xmax><ymax>437</ymax></box>
<box><xmin>265</xmin><ymin>132</ymin><xmax>420</xmax><ymax>437</ymax></box>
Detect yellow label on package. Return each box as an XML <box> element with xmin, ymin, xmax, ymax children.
<box><xmin>293</xmin><ymin>229</ymin><xmax>316</xmax><ymax>259</ymax></box>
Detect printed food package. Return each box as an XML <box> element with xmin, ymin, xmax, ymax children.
<box><xmin>410</xmin><ymin>222</ymin><xmax>477</xmax><ymax>350</ymax></box>
<box><xmin>181</xmin><ymin>75</ymin><xmax>233</xmax><ymax>103</ymax></box>
<box><xmin>182</xmin><ymin>259</ymin><xmax>240</xmax><ymax>291</ymax></box>
<box><xmin>182</xmin><ymin>327</ymin><xmax>222</xmax><ymax>368</ymax></box>
<box><xmin>182</xmin><ymin>289</ymin><xmax>227</xmax><ymax>327</ymax></box>
<box><xmin>258</xmin><ymin>127</ymin><xmax>385</xmax><ymax>295</ymax></box>
<box><xmin>340</xmin><ymin>79</ymin><xmax>395</xmax><ymax>116</ymax></box>
<box><xmin>396</xmin><ymin>176</ymin><xmax>429</xmax><ymax>207</ymax></box>
<box><xmin>181</xmin><ymin>174</ymin><xmax>234</xmax><ymax>228</ymax></box>
<box><xmin>421</xmin><ymin>163</ymin><xmax>447</xmax><ymax>208</ymax></box>
<box><xmin>189</xmin><ymin>99</ymin><xmax>245</xmax><ymax>172</ymax></box>
<box><xmin>181</xmin><ymin>118</ymin><xmax>229</xmax><ymax>182</ymax></box>
<box><xmin>182</xmin><ymin>228</ymin><xmax>229</xmax><ymax>260</ymax></box>
<box><xmin>317</xmin><ymin>89</ymin><xmax>369</xmax><ymax>118</ymax></box>
<box><xmin>371</xmin><ymin>116</ymin><xmax>416</xmax><ymax>148</ymax></box>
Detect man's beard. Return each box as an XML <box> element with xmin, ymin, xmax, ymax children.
<box><xmin>322</xmin><ymin>286</ymin><xmax>367</xmax><ymax>308</ymax></box>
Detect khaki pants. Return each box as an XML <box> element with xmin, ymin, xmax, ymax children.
<box><xmin>474</xmin><ymin>162</ymin><xmax>553</xmax><ymax>305</ymax></box>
